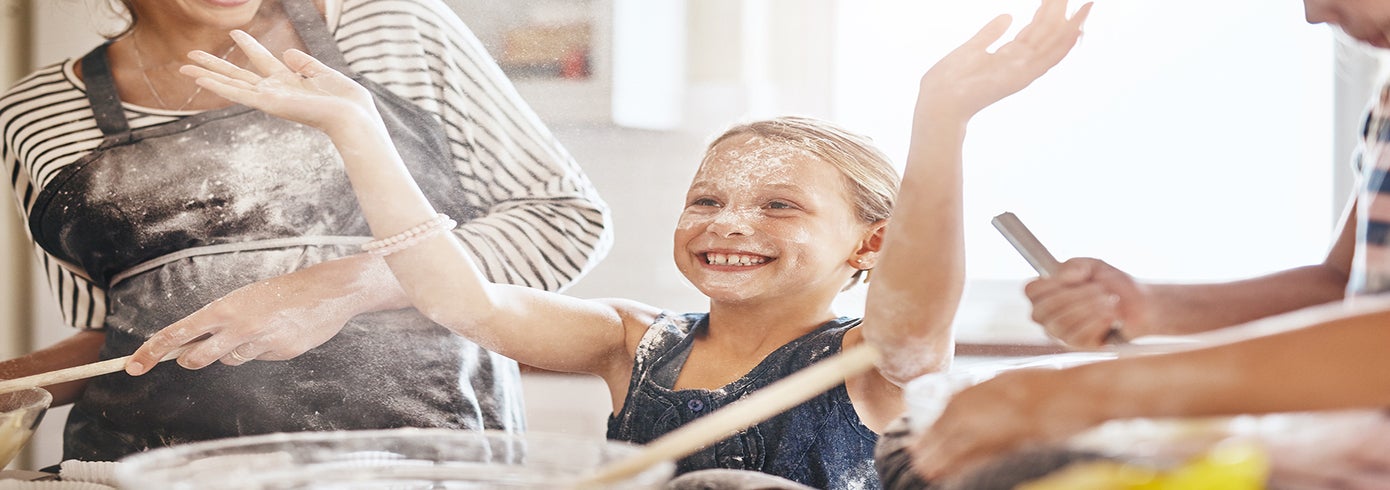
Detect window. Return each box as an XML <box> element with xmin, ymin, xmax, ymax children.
<box><xmin>831</xmin><ymin>0</ymin><xmax>1345</xmax><ymax>342</ymax></box>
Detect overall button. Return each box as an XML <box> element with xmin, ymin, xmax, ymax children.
<box><xmin>687</xmin><ymin>399</ymin><xmax>705</xmax><ymax>412</ymax></box>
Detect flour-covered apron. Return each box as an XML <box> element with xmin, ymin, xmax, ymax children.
<box><xmin>26</xmin><ymin>0</ymin><xmax>522</xmax><ymax>461</ymax></box>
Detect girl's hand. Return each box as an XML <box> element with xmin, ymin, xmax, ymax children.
<box><xmin>919</xmin><ymin>0</ymin><xmax>1093</xmax><ymax>120</ymax></box>
<box><xmin>179</xmin><ymin>29</ymin><xmax>379</xmax><ymax>136</ymax></box>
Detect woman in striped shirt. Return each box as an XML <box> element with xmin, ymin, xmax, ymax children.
<box><xmin>0</xmin><ymin>0</ymin><xmax>610</xmax><ymax>461</ymax></box>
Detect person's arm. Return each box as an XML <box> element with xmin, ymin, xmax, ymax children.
<box><xmin>850</xmin><ymin>0</ymin><xmax>1092</xmax><ymax>432</ymax></box>
<box><xmin>0</xmin><ymin>330</ymin><xmax>104</xmax><ymax>406</ymax></box>
<box><xmin>161</xmin><ymin>31</ymin><xmax>638</xmax><ymax>379</ymax></box>
<box><xmin>1024</xmin><ymin>194</ymin><xmax>1354</xmax><ymax>347</ymax></box>
<box><xmin>330</xmin><ymin>116</ymin><xmax>638</xmax><ymax>377</ymax></box>
<box><xmin>909</xmin><ymin>299</ymin><xmax>1390</xmax><ymax>479</ymax></box>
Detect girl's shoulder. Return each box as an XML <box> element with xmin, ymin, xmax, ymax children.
<box><xmin>593</xmin><ymin>298</ymin><xmax>666</xmax><ymax>323</ymax></box>
<box><xmin>593</xmin><ymin>298</ymin><xmax>686</xmax><ymax>337</ymax></box>
<box><xmin>593</xmin><ymin>299</ymin><xmax>700</xmax><ymax>353</ymax></box>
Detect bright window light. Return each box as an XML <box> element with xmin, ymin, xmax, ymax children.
<box><xmin>832</xmin><ymin>0</ymin><xmax>1337</xmax><ymax>338</ymax></box>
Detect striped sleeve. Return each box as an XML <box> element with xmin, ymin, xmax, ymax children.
<box><xmin>1</xmin><ymin>63</ymin><xmax>108</xmax><ymax>329</ymax></box>
<box><xmin>334</xmin><ymin>0</ymin><xmax>613</xmax><ymax>292</ymax></box>
<box><xmin>3</xmin><ymin>60</ymin><xmax>182</xmax><ymax>329</ymax></box>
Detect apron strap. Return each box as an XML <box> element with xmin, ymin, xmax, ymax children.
<box><xmin>78</xmin><ymin>0</ymin><xmax>348</xmax><ymax>147</ymax></box>
<box><xmin>79</xmin><ymin>42</ymin><xmax>134</xmax><ymax>145</ymax></box>
<box><xmin>108</xmin><ymin>235</ymin><xmax>371</xmax><ymax>288</ymax></box>
<box><xmin>282</xmin><ymin>0</ymin><xmax>353</xmax><ymax>73</ymax></box>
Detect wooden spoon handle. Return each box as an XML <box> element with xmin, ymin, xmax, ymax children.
<box><xmin>0</xmin><ymin>346</ymin><xmax>194</xmax><ymax>395</ymax></box>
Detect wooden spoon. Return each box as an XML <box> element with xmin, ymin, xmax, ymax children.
<box><xmin>0</xmin><ymin>343</ymin><xmax>200</xmax><ymax>395</ymax></box>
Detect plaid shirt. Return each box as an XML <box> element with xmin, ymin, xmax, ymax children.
<box><xmin>1350</xmin><ymin>84</ymin><xmax>1390</xmax><ymax>295</ymax></box>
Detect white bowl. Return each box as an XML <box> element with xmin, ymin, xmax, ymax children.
<box><xmin>116</xmin><ymin>428</ymin><xmax>672</xmax><ymax>489</ymax></box>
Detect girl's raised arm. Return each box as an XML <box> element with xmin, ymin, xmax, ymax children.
<box><xmin>861</xmin><ymin>0</ymin><xmax>1092</xmax><ymax>385</ymax></box>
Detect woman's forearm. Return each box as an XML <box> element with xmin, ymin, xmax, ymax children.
<box><xmin>0</xmin><ymin>330</ymin><xmax>105</xmax><ymax>406</ymax></box>
<box><xmin>1075</xmin><ymin>307</ymin><xmax>1390</xmax><ymax>421</ymax></box>
<box><xmin>1136</xmin><ymin>199</ymin><xmax>1353</xmax><ymax>337</ymax></box>
<box><xmin>1138</xmin><ymin>264</ymin><xmax>1347</xmax><ymax>336</ymax></box>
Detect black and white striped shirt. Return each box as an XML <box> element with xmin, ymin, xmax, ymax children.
<box><xmin>2</xmin><ymin>0</ymin><xmax>612</xmax><ymax>329</ymax></box>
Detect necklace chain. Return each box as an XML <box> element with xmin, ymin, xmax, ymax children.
<box><xmin>131</xmin><ymin>32</ymin><xmax>239</xmax><ymax>111</ymax></box>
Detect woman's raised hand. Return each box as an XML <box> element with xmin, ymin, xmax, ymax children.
<box><xmin>180</xmin><ymin>29</ymin><xmax>379</xmax><ymax>136</ymax></box>
<box><xmin>919</xmin><ymin>0</ymin><xmax>1092</xmax><ymax>120</ymax></box>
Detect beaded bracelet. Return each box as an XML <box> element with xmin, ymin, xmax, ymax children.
<box><xmin>362</xmin><ymin>213</ymin><xmax>457</xmax><ymax>256</ymax></box>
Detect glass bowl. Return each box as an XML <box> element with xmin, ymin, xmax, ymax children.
<box><xmin>115</xmin><ymin>428</ymin><xmax>672</xmax><ymax>489</ymax></box>
<box><xmin>0</xmin><ymin>387</ymin><xmax>51</xmax><ymax>468</ymax></box>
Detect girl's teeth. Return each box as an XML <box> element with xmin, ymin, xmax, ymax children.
<box><xmin>707</xmin><ymin>253</ymin><xmax>767</xmax><ymax>265</ymax></box>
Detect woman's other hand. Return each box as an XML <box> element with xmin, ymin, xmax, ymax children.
<box><xmin>180</xmin><ymin>29</ymin><xmax>379</xmax><ymax>136</ymax></box>
<box><xmin>918</xmin><ymin>0</ymin><xmax>1092</xmax><ymax>120</ymax></box>
<box><xmin>125</xmin><ymin>255</ymin><xmax>407</xmax><ymax>375</ymax></box>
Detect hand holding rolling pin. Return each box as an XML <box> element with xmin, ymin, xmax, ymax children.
<box><xmin>993</xmin><ymin>213</ymin><xmax>1141</xmax><ymax>348</ymax></box>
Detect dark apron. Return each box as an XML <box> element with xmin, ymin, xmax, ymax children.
<box><xmin>26</xmin><ymin>0</ymin><xmax>522</xmax><ymax>461</ymax></box>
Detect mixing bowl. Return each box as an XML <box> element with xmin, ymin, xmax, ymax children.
<box><xmin>0</xmin><ymin>387</ymin><xmax>51</xmax><ymax>469</ymax></box>
<box><xmin>115</xmin><ymin>428</ymin><xmax>672</xmax><ymax>489</ymax></box>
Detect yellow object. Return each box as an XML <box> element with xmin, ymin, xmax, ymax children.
<box><xmin>1019</xmin><ymin>440</ymin><xmax>1270</xmax><ymax>490</ymax></box>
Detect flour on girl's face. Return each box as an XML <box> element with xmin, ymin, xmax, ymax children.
<box><xmin>674</xmin><ymin>135</ymin><xmax>867</xmax><ymax>302</ymax></box>
<box><xmin>679</xmin><ymin>136</ymin><xmax>835</xmax><ymax>244</ymax></box>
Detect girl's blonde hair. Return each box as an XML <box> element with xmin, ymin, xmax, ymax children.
<box><xmin>704</xmin><ymin>116</ymin><xmax>901</xmax><ymax>288</ymax></box>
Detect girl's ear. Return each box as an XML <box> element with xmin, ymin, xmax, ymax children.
<box><xmin>851</xmin><ymin>220</ymin><xmax>888</xmax><ymax>269</ymax></box>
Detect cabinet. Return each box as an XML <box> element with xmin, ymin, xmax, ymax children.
<box><xmin>445</xmin><ymin>0</ymin><xmax>684</xmax><ymax>128</ymax></box>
